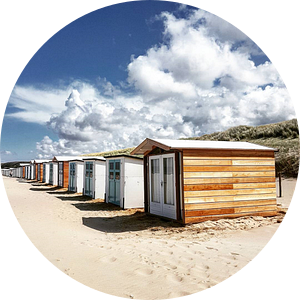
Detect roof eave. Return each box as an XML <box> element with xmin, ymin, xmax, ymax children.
<box><xmin>131</xmin><ymin>138</ymin><xmax>171</xmax><ymax>155</ymax></box>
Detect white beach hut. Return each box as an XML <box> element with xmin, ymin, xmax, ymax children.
<box><xmin>82</xmin><ymin>157</ymin><xmax>106</xmax><ymax>199</ymax></box>
<box><xmin>49</xmin><ymin>161</ymin><xmax>58</xmax><ymax>186</ymax></box>
<box><xmin>25</xmin><ymin>165</ymin><xmax>31</xmax><ymax>179</ymax></box>
<box><xmin>43</xmin><ymin>162</ymin><xmax>50</xmax><ymax>184</ymax></box>
<box><xmin>30</xmin><ymin>160</ymin><xmax>36</xmax><ymax>180</ymax></box>
<box><xmin>105</xmin><ymin>155</ymin><xmax>144</xmax><ymax>209</ymax></box>
<box><xmin>68</xmin><ymin>158</ymin><xmax>84</xmax><ymax>193</ymax></box>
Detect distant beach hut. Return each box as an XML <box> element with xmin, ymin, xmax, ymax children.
<box><xmin>68</xmin><ymin>158</ymin><xmax>84</xmax><ymax>193</ymax></box>
<box><xmin>43</xmin><ymin>162</ymin><xmax>50</xmax><ymax>184</ymax></box>
<box><xmin>49</xmin><ymin>162</ymin><xmax>58</xmax><ymax>186</ymax></box>
<box><xmin>105</xmin><ymin>155</ymin><xmax>144</xmax><ymax>209</ymax></box>
<box><xmin>30</xmin><ymin>160</ymin><xmax>36</xmax><ymax>180</ymax></box>
<box><xmin>82</xmin><ymin>157</ymin><xmax>106</xmax><ymax>199</ymax></box>
<box><xmin>25</xmin><ymin>165</ymin><xmax>31</xmax><ymax>179</ymax></box>
<box><xmin>131</xmin><ymin>138</ymin><xmax>277</xmax><ymax>224</ymax></box>
<box><xmin>20</xmin><ymin>163</ymin><xmax>28</xmax><ymax>179</ymax></box>
<box><xmin>34</xmin><ymin>160</ymin><xmax>49</xmax><ymax>182</ymax></box>
<box><xmin>52</xmin><ymin>156</ymin><xmax>83</xmax><ymax>188</ymax></box>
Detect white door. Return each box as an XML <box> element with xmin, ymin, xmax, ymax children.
<box><xmin>149</xmin><ymin>154</ymin><xmax>176</xmax><ymax>220</ymax></box>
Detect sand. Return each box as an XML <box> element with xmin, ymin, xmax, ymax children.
<box><xmin>2</xmin><ymin>176</ymin><xmax>297</xmax><ymax>299</ymax></box>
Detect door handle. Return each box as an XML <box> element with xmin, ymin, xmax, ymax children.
<box><xmin>161</xmin><ymin>180</ymin><xmax>163</xmax><ymax>186</ymax></box>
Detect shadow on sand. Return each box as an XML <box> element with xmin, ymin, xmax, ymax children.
<box><xmin>30</xmin><ymin>186</ymin><xmax>62</xmax><ymax>192</ymax></box>
<box><xmin>82</xmin><ymin>212</ymin><xmax>182</xmax><ymax>233</ymax></box>
<box><xmin>73</xmin><ymin>201</ymin><xmax>123</xmax><ymax>212</ymax></box>
<box><xmin>56</xmin><ymin>195</ymin><xmax>93</xmax><ymax>202</ymax></box>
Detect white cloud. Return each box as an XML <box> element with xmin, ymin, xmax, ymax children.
<box><xmin>7</xmin><ymin>86</ymin><xmax>67</xmax><ymax>124</ymax></box>
<box><xmin>1</xmin><ymin>150</ymin><xmax>13</xmax><ymax>155</ymax></box>
<box><xmin>5</xmin><ymin>8</ymin><xmax>295</xmax><ymax>157</ymax></box>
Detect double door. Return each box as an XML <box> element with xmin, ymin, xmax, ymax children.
<box><xmin>108</xmin><ymin>160</ymin><xmax>121</xmax><ymax>205</ymax></box>
<box><xmin>58</xmin><ymin>162</ymin><xmax>64</xmax><ymax>187</ymax></box>
<box><xmin>69</xmin><ymin>163</ymin><xmax>76</xmax><ymax>191</ymax></box>
<box><xmin>42</xmin><ymin>165</ymin><xmax>46</xmax><ymax>182</ymax></box>
<box><xmin>85</xmin><ymin>162</ymin><xmax>93</xmax><ymax>197</ymax></box>
<box><xmin>149</xmin><ymin>154</ymin><xmax>176</xmax><ymax>220</ymax></box>
<box><xmin>37</xmin><ymin>164</ymin><xmax>41</xmax><ymax>181</ymax></box>
<box><xmin>49</xmin><ymin>163</ymin><xmax>53</xmax><ymax>185</ymax></box>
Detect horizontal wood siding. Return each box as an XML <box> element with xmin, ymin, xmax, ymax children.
<box><xmin>40</xmin><ymin>164</ymin><xmax>44</xmax><ymax>182</ymax></box>
<box><xmin>183</xmin><ymin>149</ymin><xmax>277</xmax><ymax>223</ymax></box>
<box><xmin>63</xmin><ymin>162</ymin><xmax>69</xmax><ymax>188</ymax></box>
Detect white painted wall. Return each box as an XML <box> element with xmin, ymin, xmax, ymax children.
<box><xmin>76</xmin><ymin>162</ymin><xmax>84</xmax><ymax>194</ymax></box>
<box><xmin>44</xmin><ymin>163</ymin><xmax>50</xmax><ymax>184</ymax></box>
<box><xmin>124</xmin><ymin>157</ymin><xmax>144</xmax><ymax>209</ymax></box>
<box><xmin>94</xmin><ymin>160</ymin><xmax>106</xmax><ymax>199</ymax></box>
<box><xmin>52</xmin><ymin>162</ymin><xmax>58</xmax><ymax>186</ymax></box>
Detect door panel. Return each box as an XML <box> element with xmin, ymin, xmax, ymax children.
<box><xmin>149</xmin><ymin>154</ymin><xmax>176</xmax><ymax>219</ymax></box>
<box><xmin>58</xmin><ymin>162</ymin><xmax>63</xmax><ymax>186</ymax></box>
<box><xmin>49</xmin><ymin>164</ymin><xmax>53</xmax><ymax>185</ymax></box>
<box><xmin>85</xmin><ymin>162</ymin><xmax>93</xmax><ymax>197</ymax></box>
<box><xmin>69</xmin><ymin>163</ymin><xmax>76</xmax><ymax>191</ymax></box>
<box><xmin>108</xmin><ymin>160</ymin><xmax>121</xmax><ymax>205</ymax></box>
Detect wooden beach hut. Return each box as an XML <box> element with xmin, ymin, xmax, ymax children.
<box><xmin>68</xmin><ymin>158</ymin><xmax>84</xmax><ymax>193</ymax></box>
<box><xmin>53</xmin><ymin>156</ymin><xmax>83</xmax><ymax>188</ymax></box>
<box><xmin>82</xmin><ymin>157</ymin><xmax>106</xmax><ymax>199</ymax></box>
<box><xmin>131</xmin><ymin>138</ymin><xmax>277</xmax><ymax>224</ymax></box>
<box><xmin>34</xmin><ymin>160</ymin><xmax>49</xmax><ymax>182</ymax></box>
<box><xmin>105</xmin><ymin>155</ymin><xmax>144</xmax><ymax>209</ymax></box>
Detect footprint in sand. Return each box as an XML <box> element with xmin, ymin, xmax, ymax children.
<box><xmin>165</xmin><ymin>274</ymin><xmax>184</xmax><ymax>283</ymax></box>
<box><xmin>134</xmin><ymin>268</ymin><xmax>154</xmax><ymax>276</ymax></box>
<box><xmin>100</xmin><ymin>256</ymin><xmax>117</xmax><ymax>263</ymax></box>
<box><xmin>206</xmin><ymin>246</ymin><xmax>218</xmax><ymax>251</ymax></box>
<box><xmin>165</xmin><ymin>263</ymin><xmax>178</xmax><ymax>270</ymax></box>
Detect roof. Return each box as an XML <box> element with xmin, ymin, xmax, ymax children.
<box><xmin>131</xmin><ymin>138</ymin><xmax>276</xmax><ymax>155</ymax></box>
<box><xmin>81</xmin><ymin>156</ymin><xmax>106</xmax><ymax>161</ymax></box>
<box><xmin>53</xmin><ymin>156</ymin><xmax>85</xmax><ymax>162</ymax></box>
<box><xmin>34</xmin><ymin>159</ymin><xmax>51</xmax><ymax>164</ymax></box>
<box><xmin>104</xmin><ymin>154</ymin><xmax>143</xmax><ymax>160</ymax></box>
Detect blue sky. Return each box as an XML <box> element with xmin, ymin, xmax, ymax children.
<box><xmin>0</xmin><ymin>0</ymin><xmax>295</xmax><ymax>162</ymax></box>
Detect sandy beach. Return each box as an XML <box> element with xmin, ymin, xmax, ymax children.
<box><xmin>1</xmin><ymin>176</ymin><xmax>297</xmax><ymax>299</ymax></box>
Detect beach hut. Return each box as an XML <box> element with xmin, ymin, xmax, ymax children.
<box><xmin>25</xmin><ymin>165</ymin><xmax>31</xmax><ymax>179</ymax></box>
<box><xmin>34</xmin><ymin>160</ymin><xmax>50</xmax><ymax>182</ymax></box>
<box><xmin>82</xmin><ymin>157</ymin><xmax>106</xmax><ymax>199</ymax></box>
<box><xmin>105</xmin><ymin>155</ymin><xmax>144</xmax><ymax>209</ymax></box>
<box><xmin>19</xmin><ymin>163</ymin><xmax>28</xmax><ymax>179</ymax></box>
<box><xmin>52</xmin><ymin>156</ymin><xmax>83</xmax><ymax>188</ymax></box>
<box><xmin>43</xmin><ymin>162</ymin><xmax>50</xmax><ymax>184</ymax></box>
<box><xmin>49</xmin><ymin>162</ymin><xmax>58</xmax><ymax>186</ymax></box>
<box><xmin>131</xmin><ymin>138</ymin><xmax>277</xmax><ymax>224</ymax></box>
<box><xmin>68</xmin><ymin>158</ymin><xmax>84</xmax><ymax>193</ymax></box>
<box><xmin>30</xmin><ymin>160</ymin><xmax>36</xmax><ymax>180</ymax></box>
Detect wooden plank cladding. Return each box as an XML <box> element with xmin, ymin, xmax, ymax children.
<box><xmin>184</xmin><ymin>171</ymin><xmax>275</xmax><ymax>178</ymax></box>
<box><xmin>183</xmin><ymin>149</ymin><xmax>275</xmax><ymax>158</ymax></box>
<box><xmin>182</xmin><ymin>148</ymin><xmax>277</xmax><ymax>222</ymax></box>
<box><xmin>183</xmin><ymin>165</ymin><xmax>275</xmax><ymax>172</ymax></box>
<box><xmin>184</xmin><ymin>176</ymin><xmax>275</xmax><ymax>185</ymax></box>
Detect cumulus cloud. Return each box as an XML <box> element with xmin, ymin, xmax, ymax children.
<box><xmin>6</xmin><ymin>7</ymin><xmax>295</xmax><ymax>157</ymax></box>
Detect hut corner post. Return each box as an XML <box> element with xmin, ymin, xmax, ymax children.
<box><xmin>278</xmin><ymin>172</ymin><xmax>282</xmax><ymax>198</ymax></box>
